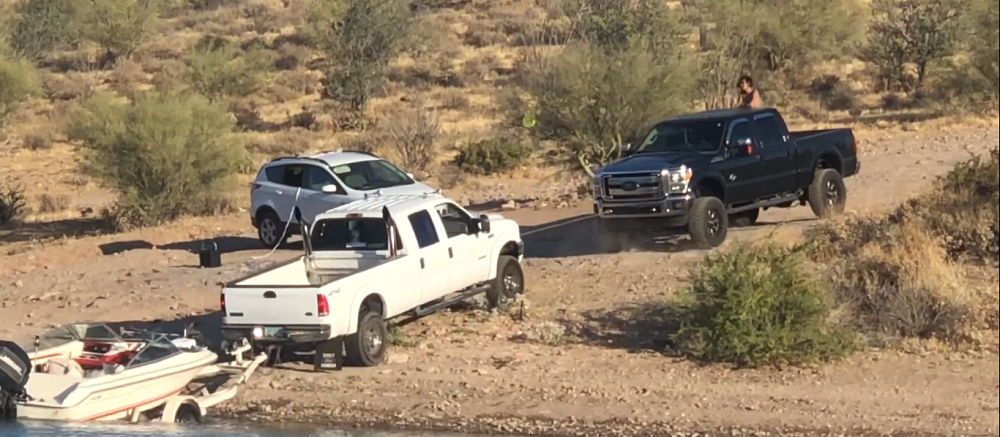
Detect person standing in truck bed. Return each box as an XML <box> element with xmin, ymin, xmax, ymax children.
<box><xmin>738</xmin><ymin>75</ymin><xmax>761</xmax><ymax>108</ymax></box>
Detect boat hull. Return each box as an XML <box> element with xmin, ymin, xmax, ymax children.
<box><xmin>18</xmin><ymin>350</ymin><xmax>217</xmax><ymax>422</ymax></box>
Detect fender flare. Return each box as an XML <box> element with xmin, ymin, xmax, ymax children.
<box><xmin>692</xmin><ymin>174</ymin><xmax>727</xmax><ymax>199</ymax></box>
<box><xmin>487</xmin><ymin>232</ymin><xmax>521</xmax><ymax>279</ymax></box>
<box><xmin>345</xmin><ymin>288</ymin><xmax>388</xmax><ymax>336</ymax></box>
<box><xmin>160</xmin><ymin>396</ymin><xmax>202</xmax><ymax>423</ymax></box>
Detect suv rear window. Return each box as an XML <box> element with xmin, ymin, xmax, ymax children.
<box><xmin>310</xmin><ymin>218</ymin><xmax>402</xmax><ymax>251</ymax></box>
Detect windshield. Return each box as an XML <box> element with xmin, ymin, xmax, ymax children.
<box><xmin>330</xmin><ymin>159</ymin><xmax>414</xmax><ymax>191</ymax></box>
<box><xmin>127</xmin><ymin>337</ymin><xmax>180</xmax><ymax>368</ymax></box>
<box><xmin>310</xmin><ymin>218</ymin><xmax>401</xmax><ymax>251</ymax></box>
<box><xmin>635</xmin><ymin>120</ymin><xmax>725</xmax><ymax>154</ymax></box>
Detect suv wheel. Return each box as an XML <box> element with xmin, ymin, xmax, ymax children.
<box><xmin>256</xmin><ymin>210</ymin><xmax>287</xmax><ymax>248</ymax></box>
<box><xmin>688</xmin><ymin>197</ymin><xmax>728</xmax><ymax>249</ymax></box>
<box><xmin>808</xmin><ymin>169</ymin><xmax>847</xmax><ymax>218</ymax></box>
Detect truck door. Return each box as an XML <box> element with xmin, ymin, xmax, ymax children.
<box><xmin>717</xmin><ymin>118</ymin><xmax>764</xmax><ymax>204</ymax></box>
<box><xmin>751</xmin><ymin>113</ymin><xmax>797</xmax><ymax>196</ymax></box>
<box><xmin>406</xmin><ymin>209</ymin><xmax>453</xmax><ymax>305</ymax></box>
<box><xmin>434</xmin><ymin>202</ymin><xmax>491</xmax><ymax>289</ymax></box>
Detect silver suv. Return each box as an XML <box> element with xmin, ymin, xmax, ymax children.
<box><xmin>250</xmin><ymin>150</ymin><xmax>436</xmax><ymax>247</ymax></box>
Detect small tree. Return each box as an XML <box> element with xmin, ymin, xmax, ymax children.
<box><xmin>0</xmin><ymin>52</ymin><xmax>40</xmax><ymax>126</ymax></box>
<box><xmin>185</xmin><ymin>39</ymin><xmax>272</xmax><ymax>102</ymax></box>
<box><xmin>81</xmin><ymin>0</ymin><xmax>160</xmax><ymax>60</ymax></box>
<box><xmin>864</xmin><ymin>0</ymin><xmax>966</xmax><ymax>93</ymax></box>
<box><xmin>310</xmin><ymin>0</ymin><xmax>412</xmax><ymax>113</ymax></box>
<box><xmin>971</xmin><ymin>0</ymin><xmax>998</xmax><ymax>98</ymax></box>
<box><xmin>8</xmin><ymin>0</ymin><xmax>85</xmax><ymax>62</ymax></box>
<box><xmin>66</xmin><ymin>91</ymin><xmax>246</xmax><ymax>230</ymax></box>
<box><xmin>562</xmin><ymin>0</ymin><xmax>684</xmax><ymax>56</ymax></box>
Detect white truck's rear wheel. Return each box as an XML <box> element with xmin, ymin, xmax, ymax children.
<box><xmin>345</xmin><ymin>311</ymin><xmax>388</xmax><ymax>367</ymax></box>
<box><xmin>487</xmin><ymin>255</ymin><xmax>523</xmax><ymax>308</ymax></box>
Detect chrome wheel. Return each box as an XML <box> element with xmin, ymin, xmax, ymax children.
<box><xmin>706</xmin><ymin>209</ymin><xmax>721</xmax><ymax>235</ymax></box>
<box><xmin>825</xmin><ymin>180</ymin><xmax>840</xmax><ymax>206</ymax></box>
<box><xmin>503</xmin><ymin>268</ymin><xmax>521</xmax><ymax>295</ymax></box>
<box><xmin>363</xmin><ymin>325</ymin><xmax>382</xmax><ymax>356</ymax></box>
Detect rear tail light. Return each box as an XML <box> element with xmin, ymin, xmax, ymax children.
<box><xmin>316</xmin><ymin>294</ymin><xmax>329</xmax><ymax>317</ymax></box>
<box><xmin>220</xmin><ymin>292</ymin><xmax>226</xmax><ymax>314</ymax></box>
<box><xmin>250</xmin><ymin>183</ymin><xmax>262</xmax><ymax>192</ymax></box>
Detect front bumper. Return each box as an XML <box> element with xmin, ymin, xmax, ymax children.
<box><xmin>221</xmin><ymin>324</ymin><xmax>332</xmax><ymax>345</ymax></box>
<box><xmin>593</xmin><ymin>194</ymin><xmax>694</xmax><ymax>232</ymax></box>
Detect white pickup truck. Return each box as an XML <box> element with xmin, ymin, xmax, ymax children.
<box><xmin>219</xmin><ymin>195</ymin><xmax>524</xmax><ymax>369</ymax></box>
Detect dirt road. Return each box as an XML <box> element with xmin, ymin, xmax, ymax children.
<box><xmin>1</xmin><ymin>126</ymin><xmax>998</xmax><ymax>435</ymax></box>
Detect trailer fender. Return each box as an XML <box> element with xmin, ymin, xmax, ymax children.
<box><xmin>161</xmin><ymin>396</ymin><xmax>202</xmax><ymax>423</ymax></box>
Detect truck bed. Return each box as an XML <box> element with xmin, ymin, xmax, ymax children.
<box><xmin>231</xmin><ymin>252</ymin><xmax>396</xmax><ymax>288</ymax></box>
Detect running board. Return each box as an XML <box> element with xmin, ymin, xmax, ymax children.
<box><xmin>728</xmin><ymin>192</ymin><xmax>801</xmax><ymax>214</ymax></box>
<box><xmin>414</xmin><ymin>284</ymin><xmax>490</xmax><ymax>317</ymax></box>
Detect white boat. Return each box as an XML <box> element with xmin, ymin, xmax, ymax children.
<box><xmin>4</xmin><ymin>323</ymin><xmax>264</xmax><ymax>423</ymax></box>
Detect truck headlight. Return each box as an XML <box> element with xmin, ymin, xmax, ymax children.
<box><xmin>661</xmin><ymin>166</ymin><xmax>692</xmax><ymax>193</ymax></box>
<box><xmin>593</xmin><ymin>175</ymin><xmax>603</xmax><ymax>198</ymax></box>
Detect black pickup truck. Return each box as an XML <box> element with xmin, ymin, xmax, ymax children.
<box><xmin>592</xmin><ymin>107</ymin><xmax>860</xmax><ymax>249</ymax></box>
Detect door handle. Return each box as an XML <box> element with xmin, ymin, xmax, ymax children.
<box><xmin>448</xmin><ymin>248</ymin><xmax>453</xmax><ymax>258</ymax></box>
<box><xmin>276</xmin><ymin>190</ymin><xmax>283</xmax><ymax>194</ymax></box>
<box><xmin>420</xmin><ymin>258</ymin><xmax>425</xmax><ymax>269</ymax></box>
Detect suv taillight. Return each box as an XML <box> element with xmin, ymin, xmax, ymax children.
<box><xmin>220</xmin><ymin>292</ymin><xmax>226</xmax><ymax>314</ymax></box>
<box><xmin>249</xmin><ymin>183</ymin><xmax>262</xmax><ymax>192</ymax></box>
<box><xmin>316</xmin><ymin>294</ymin><xmax>329</xmax><ymax>317</ymax></box>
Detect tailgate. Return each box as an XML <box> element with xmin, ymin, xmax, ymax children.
<box><xmin>223</xmin><ymin>286</ymin><xmax>324</xmax><ymax>326</ymax></box>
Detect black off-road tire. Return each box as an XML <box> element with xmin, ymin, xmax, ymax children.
<box><xmin>256</xmin><ymin>209</ymin><xmax>288</xmax><ymax>248</ymax></box>
<box><xmin>486</xmin><ymin>255</ymin><xmax>524</xmax><ymax>309</ymax></box>
<box><xmin>345</xmin><ymin>309</ymin><xmax>388</xmax><ymax>367</ymax></box>
<box><xmin>730</xmin><ymin>208</ymin><xmax>759</xmax><ymax>228</ymax></box>
<box><xmin>688</xmin><ymin>197</ymin><xmax>728</xmax><ymax>249</ymax></box>
<box><xmin>808</xmin><ymin>169</ymin><xmax>847</xmax><ymax>218</ymax></box>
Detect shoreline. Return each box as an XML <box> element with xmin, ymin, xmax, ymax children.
<box><xmin>216</xmin><ymin>404</ymin><xmax>968</xmax><ymax>436</ymax></box>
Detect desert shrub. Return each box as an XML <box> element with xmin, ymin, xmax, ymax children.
<box><xmin>454</xmin><ymin>137</ymin><xmax>532</xmax><ymax>175</ymax></box>
<box><xmin>970</xmin><ymin>0</ymin><xmax>999</xmax><ymax>100</ymax></box>
<box><xmin>0</xmin><ymin>53</ymin><xmax>41</xmax><ymax>125</ymax></box>
<box><xmin>8</xmin><ymin>0</ymin><xmax>85</xmax><ymax>62</ymax></box>
<box><xmin>563</xmin><ymin>0</ymin><xmax>683</xmax><ymax>55</ymax></box>
<box><xmin>81</xmin><ymin>0</ymin><xmax>160</xmax><ymax>59</ymax></box>
<box><xmin>36</xmin><ymin>193</ymin><xmax>72</xmax><ymax>213</ymax></box>
<box><xmin>515</xmin><ymin>43</ymin><xmax>694</xmax><ymax>174</ymax></box>
<box><xmin>672</xmin><ymin>242</ymin><xmax>855</xmax><ymax>367</ymax></box>
<box><xmin>186</xmin><ymin>0</ymin><xmax>242</xmax><ymax>11</ymax></box>
<box><xmin>863</xmin><ymin>0</ymin><xmax>966</xmax><ymax>93</ymax></box>
<box><xmin>0</xmin><ymin>181</ymin><xmax>28</xmax><ymax>225</ymax></box>
<box><xmin>185</xmin><ymin>38</ymin><xmax>272</xmax><ymax>102</ymax></box>
<box><xmin>381</xmin><ymin>105</ymin><xmax>440</xmax><ymax>172</ymax></box>
<box><xmin>308</xmin><ymin>0</ymin><xmax>412</xmax><ymax>113</ymax></box>
<box><xmin>812</xmin><ymin>218</ymin><xmax>977</xmax><ymax>342</ymax></box>
<box><xmin>66</xmin><ymin>91</ymin><xmax>246</xmax><ymax>230</ymax></box>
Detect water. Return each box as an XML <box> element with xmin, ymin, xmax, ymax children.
<box><xmin>0</xmin><ymin>421</ymin><xmax>485</xmax><ymax>437</ymax></box>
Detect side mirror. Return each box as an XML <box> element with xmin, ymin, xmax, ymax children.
<box><xmin>730</xmin><ymin>137</ymin><xmax>753</xmax><ymax>156</ymax></box>
<box><xmin>620</xmin><ymin>142</ymin><xmax>633</xmax><ymax>157</ymax></box>
<box><xmin>320</xmin><ymin>184</ymin><xmax>337</xmax><ymax>193</ymax></box>
<box><xmin>478</xmin><ymin>214</ymin><xmax>491</xmax><ymax>234</ymax></box>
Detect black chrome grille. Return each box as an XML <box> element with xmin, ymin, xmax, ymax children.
<box><xmin>602</xmin><ymin>172</ymin><xmax>662</xmax><ymax>200</ymax></box>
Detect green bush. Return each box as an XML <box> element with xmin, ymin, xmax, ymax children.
<box><xmin>185</xmin><ymin>38</ymin><xmax>272</xmax><ymax>102</ymax></box>
<box><xmin>8</xmin><ymin>0</ymin><xmax>85</xmax><ymax>62</ymax></box>
<box><xmin>516</xmin><ymin>42</ymin><xmax>693</xmax><ymax>174</ymax></box>
<box><xmin>863</xmin><ymin>0</ymin><xmax>965</xmax><ymax>93</ymax></box>
<box><xmin>970</xmin><ymin>0</ymin><xmax>998</xmax><ymax>99</ymax></box>
<box><xmin>66</xmin><ymin>91</ymin><xmax>246</xmax><ymax>230</ymax></box>
<box><xmin>562</xmin><ymin>0</ymin><xmax>683</xmax><ymax>55</ymax></box>
<box><xmin>82</xmin><ymin>0</ymin><xmax>160</xmax><ymax>59</ymax></box>
<box><xmin>454</xmin><ymin>137</ymin><xmax>532</xmax><ymax>175</ymax></box>
<box><xmin>310</xmin><ymin>0</ymin><xmax>412</xmax><ymax>113</ymax></box>
<box><xmin>0</xmin><ymin>53</ymin><xmax>41</xmax><ymax>125</ymax></box>
<box><xmin>672</xmin><ymin>242</ymin><xmax>855</xmax><ymax>367</ymax></box>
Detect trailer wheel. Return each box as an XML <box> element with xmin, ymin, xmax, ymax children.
<box><xmin>174</xmin><ymin>402</ymin><xmax>201</xmax><ymax>424</ymax></box>
<box><xmin>345</xmin><ymin>310</ymin><xmax>387</xmax><ymax>367</ymax></box>
<box><xmin>486</xmin><ymin>255</ymin><xmax>523</xmax><ymax>309</ymax></box>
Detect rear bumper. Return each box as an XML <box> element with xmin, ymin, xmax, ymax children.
<box><xmin>221</xmin><ymin>324</ymin><xmax>332</xmax><ymax>345</ymax></box>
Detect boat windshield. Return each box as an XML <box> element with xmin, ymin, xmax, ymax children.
<box><xmin>36</xmin><ymin>323</ymin><xmax>121</xmax><ymax>349</ymax></box>
<box><xmin>126</xmin><ymin>337</ymin><xmax>180</xmax><ymax>368</ymax></box>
